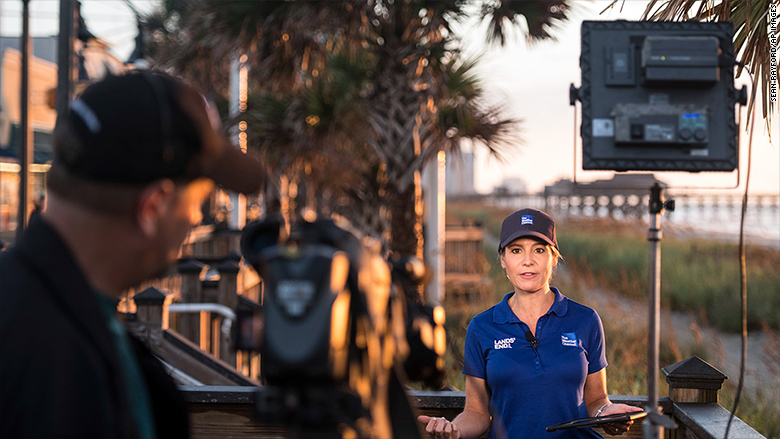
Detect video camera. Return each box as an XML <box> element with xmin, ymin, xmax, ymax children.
<box><xmin>236</xmin><ymin>216</ymin><xmax>445</xmax><ymax>439</ymax></box>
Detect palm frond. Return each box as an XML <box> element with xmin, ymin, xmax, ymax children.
<box><xmin>438</xmin><ymin>56</ymin><xmax>521</xmax><ymax>161</ymax></box>
<box><xmin>481</xmin><ymin>0</ymin><xmax>572</xmax><ymax>45</ymax></box>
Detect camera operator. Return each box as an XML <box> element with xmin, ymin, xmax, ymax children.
<box><xmin>0</xmin><ymin>72</ymin><xmax>264</xmax><ymax>438</ymax></box>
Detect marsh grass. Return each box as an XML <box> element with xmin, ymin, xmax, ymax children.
<box><xmin>555</xmin><ymin>216</ymin><xmax>780</xmax><ymax>332</ymax></box>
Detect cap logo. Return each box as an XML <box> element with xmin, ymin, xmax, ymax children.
<box><xmin>521</xmin><ymin>215</ymin><xmax>534</xmax><ymax>226</ymax></box>
<box><xmin>70</xmin><ymin>99</ymin><xmax>101</xmax><ymax>134</ymax></box>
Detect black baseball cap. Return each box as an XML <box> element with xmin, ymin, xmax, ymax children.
<box><xmin>498</xmin><ymin>208</ymin><xmax>558</xmax><ymax>252</ymax></box>
<box><xmin>52</xmin><ymin>71</ymin><xmax>264</xmax><ymax>194</ymax></box>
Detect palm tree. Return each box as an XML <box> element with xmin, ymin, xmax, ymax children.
<box><xmin>638</xmin><ymin>0</ymin><xmax>775</xmax><ymax>126</ymax></box>
<box><xmin>143</xmin><ymin>0</ymin><xmax>572</xmax><ymax>255</ymax></box>
<box><xmin>360</xmin><ymin>0</ymin><xmax>569</xmax><ymax>255</ymax></box>
<box><xmin>243</xmin><ymin>49</ymin><xmax>382</xmax><ymax>234</ymax></box>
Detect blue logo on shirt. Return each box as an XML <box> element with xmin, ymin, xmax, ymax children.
<box><xmin>521</xmin><ymin>215</ymin><xmax>533</xmax><ymax>225</ymax></box>
<box><xmin>561</xmin><ymin>332</ymin><xmax>578</xmax><ymax>347</ymax></box>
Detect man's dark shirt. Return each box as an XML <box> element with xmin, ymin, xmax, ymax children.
<box><xmin>0</xmin><ymin>214</ymin><xmax>189</xmax><ymax>438</ymax></box>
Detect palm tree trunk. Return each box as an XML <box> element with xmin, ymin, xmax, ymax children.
<box><xmin>385</xmin><ymin>176</ymin><xmax>423</xmax><ymax>257</ymax></box>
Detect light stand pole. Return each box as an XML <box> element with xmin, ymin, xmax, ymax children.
<box><xmin>643</xmin><ymin>183</ymin><xmax>677</xmax><ymax>439</ymax></box>
<box><xmin>228</xmin><ymin>53</ymin><xmax>248</xmax><ymax>230</ymax></box>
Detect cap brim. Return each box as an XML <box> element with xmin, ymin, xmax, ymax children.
<box><xmin>205</xmin><ymin>138</ymin><xmax>265</xmax><ymax>194</ymax></box>
<box><xmin>499</xmin><ymin>231</ymin><xmax>556</xmax><ymax>251</ymax></box>
<box><xmin>178</xmin><ymin>85</ymin><xmax>265</xmax><ymax>195</ymax></box>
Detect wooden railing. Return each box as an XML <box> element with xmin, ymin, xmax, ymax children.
<box><xmin>443</xmin><ymin>224</ymin><xmax>491</xmax><ymax>308</ymax></box>
<box><xmin>179</xmin><ymin>385</ymin><xmax>763</xmax><ymax>439</ymax></box>
<box><xmin>128</xmin><ymin>228</ymin><xmax>263</xmax><ymax>381</ymax></box>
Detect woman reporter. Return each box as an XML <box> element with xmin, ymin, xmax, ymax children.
<box><xmin>418</xmin><ymin>209</ymin><xmax>642</xmax><ymax>438</ymax></box>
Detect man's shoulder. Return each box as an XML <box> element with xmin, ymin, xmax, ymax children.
<box><xmin>1</xmin><ymin>221</ymin><xmax>91</xmax><ymax>312</ymax></box>
<box><xmin>0</xmin><ymin>243</ymin><xmax>85</xmax><ymax>348</ymax></box>
<box><xmin>0</xmin><ymin>245</ymin><xmax>37</xmax><ymax>278</ymax></box>
<box><xmin>0</xmin><ymin>248</ymin><xmax>45</xmax><ymax>322</ymax></box>
<box><xmin>0</xmin><ymin>245</ymin><xmax>24</xmax><ymax>272</ymax></box>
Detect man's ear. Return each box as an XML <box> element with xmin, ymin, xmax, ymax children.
<box><xmin>135</xmin><ymin>179</ymin><xmax>176</xmax><ymax>236</ymax></box>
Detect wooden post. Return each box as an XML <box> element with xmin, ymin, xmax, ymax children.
<box><xmin>217</xmin><ymin>259</ymin><xmax>240</xmax><ymax>366</ymax></box>
<box><xmin>178</xmin><ymin>259</ymin><xmax>207</xmax><ymax>345</ymax></box>
<box><xmin>225</xmin><ymin>251</ymin><xmax>243</xmax><ymax>295</ymax></box>
<box><xmin>132</xmin><ymin>287</ymin><xmax>168</xmax><ymax>343</ymax></box>
<box><xmin>662</xmin><ymin>356</ymin><xmax>727</xmax><ymax>404</ymax></box>
<box><xmin>200</xmin><ymin>273</ymin><xmax>223</xmax><ymax>354</ymax></box>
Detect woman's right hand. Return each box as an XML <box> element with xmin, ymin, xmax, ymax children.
<box><xmin>418</xmin><ymin>415</ymin><xmax>461</xmax><ymax>439</ymax></box>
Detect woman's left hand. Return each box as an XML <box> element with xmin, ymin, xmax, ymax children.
<box><xmin>599</xmin><ymin>403</ymin><xmax>644</xmax><ymax>436</ymax></box>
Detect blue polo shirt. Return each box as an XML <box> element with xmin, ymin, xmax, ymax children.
<box><xmin>463</xmin><ymin>288</ymin><xmax>607</xmax><ymax>439</ymax></box>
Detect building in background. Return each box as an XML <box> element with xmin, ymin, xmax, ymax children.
<box><xmin>544</xmin><ymin>173</ymin><xmax>665</xmax><ymax>198</ymax></box>
<box><xmin>499</xmin><ymin>178</ymin><xmax>528</xmax><ymax>195</ymax></box>
<box><xmin>445</xmin><ymin>151</ymin><xmax>476</xmax><ymax>195</ymax></box>
<box><xmin>0</xmin><ymin>35</ymin><xmax>124</xmax><ymax>238</ymax></box>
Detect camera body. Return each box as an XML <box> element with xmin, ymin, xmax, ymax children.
<box><xmin>238</xmin><ymin>217</ymin><xmax>444</xmax><ymax>438</ymax></box>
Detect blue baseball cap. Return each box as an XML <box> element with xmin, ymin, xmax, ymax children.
<box><xmin>498</xmin><ymin>208</ymin><xmax>558</xmax><ymax>252</ymax></box>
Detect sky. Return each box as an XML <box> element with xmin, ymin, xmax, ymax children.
<box><xmin>1</xmin><ymin>0</ymin><xmax>777</xmax><ymax>196</ymax></box>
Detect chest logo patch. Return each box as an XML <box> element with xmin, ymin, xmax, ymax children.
<box><xmin>494</xmin><ymin>337</ymin><xmax>516</xmax><ymax>350</ymax></box>
<box><xmin>561</xmin><ymin>332</ymin><xmax>578</xmax><ymax>347</ymax></box>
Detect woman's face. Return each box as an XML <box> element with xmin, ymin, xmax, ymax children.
<box><xmin>500</xmin><ymin>237</ymin><xmax>558</xmax><ymax>295</ymax></box>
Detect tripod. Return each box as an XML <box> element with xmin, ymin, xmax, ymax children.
<box><xmin>643</xmin><ymin>183</ymin><xmax>678</xmax><ymax>439</ymax></box>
